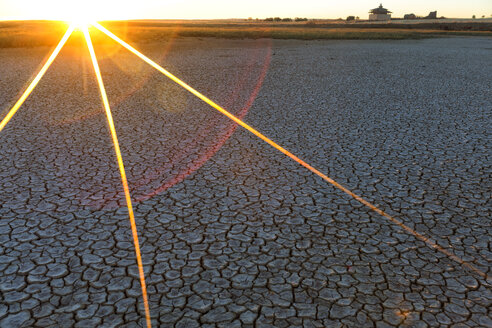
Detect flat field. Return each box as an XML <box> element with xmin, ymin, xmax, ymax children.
<box><xmin>0</xmin><ymin>28</ymin><xmax>491</xmax><ymax>327</ymax></box>
<box><xmin>0</xmin><ymin>19</ymin><xmax>491</xmax><ymax>48</ymax></box>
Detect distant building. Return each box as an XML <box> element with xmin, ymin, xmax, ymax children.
<box><xmin>369</xmin><ymin>3</ymin><xmax>392</xmax><ymax>21</ymax></box>
<box><xmin>425</xmin><ymin>11</ymin><xmax>437</xmax><ymax>19</ymax></box>
<box><xmin>403</xmin><ymin>11</ymin><xmax>437</xmax><ymax>20</ymax></box>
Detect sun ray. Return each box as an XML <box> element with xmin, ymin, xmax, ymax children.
<box><xmin>0</xmin><ymin>25</ymin><xmax>74</xmax><ymax>133</ymax></box>
<box><xmin>93</xmin><ymin>22</ymin><xmax>488</xmax><ymax>280</ymax></box>
<box><xmin>82</xmin><ymin>27</ymin><xmax>152</xmax><ymax>328</ymax></box>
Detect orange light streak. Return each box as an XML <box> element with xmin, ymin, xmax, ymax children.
<box><xmin>94</xmin><ymin>22</ymin><xmax>488</xmax><ymax>280</ymax></box>
<box><xmin>83</xmin><ymin>28</ymin><xmax>152</xmax><ymax>328</ymax></box>
<box><xmin>0</xmin><ymin>26</ymin><xmax>74</xmax><ymax>133</ymax></box>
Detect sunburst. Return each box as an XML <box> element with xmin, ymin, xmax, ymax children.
<box><xmin>0</xmin><ymin>21</ymin><xmax>487</xmax><ymax>328</ymax></box>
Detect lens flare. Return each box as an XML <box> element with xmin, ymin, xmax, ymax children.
<box><xmin>0</xmin><ymin>20</ymin><xmax>488</xmax><ymax>328</ymax></box>
<box><xmin>94</xmin><ymin>22</ymin><xmax>488</xmax><ymax>281</ymax></box>
<box><xmin>133</xmin><ymin>40</ymin><xmax>272</xmax><ymax>201</ymax></box>
<box><xmin>0</xmin><ymin>26</ymin><xmax>74</xmax><ymax>132</ymax></box>
<box><xmin>83</xmin><ymin>27</ymin><xmax>152</xmax><ymax>328</ymax></box>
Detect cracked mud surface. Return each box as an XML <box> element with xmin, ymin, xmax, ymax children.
<box><xmin>0</xmin><ymin>36</ymin><xmax>491</xmax><ymax>327</ymax></box>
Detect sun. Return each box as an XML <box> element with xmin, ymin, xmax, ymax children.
<box><xmin>61</xmin><ymin>1</ymin><xmax>101</xmax><ymax>28</ymax></box>
<box><xmin>69</xmin><ymin>17</ymin><xmax>94</xmax><ymax>30</ymax></box>
<box><xmin>66</xmin><ymin>9</ymin><xmax>97</xmax><ymax>29</ymax></box>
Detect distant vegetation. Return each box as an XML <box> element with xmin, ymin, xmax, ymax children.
<box><xmin>264</xmin><ymin>17</ymin><xmax>308</xmax><ymax>22</ymax></box>
<box><xmin>0</xmin><ymin>21</ymin><xmax>68</xmax><ymax>48</ymax></box>
<box><xmin>0</xmin><ymin>20</ymin><xmax>491</xmax><ymax>49</ymax></box>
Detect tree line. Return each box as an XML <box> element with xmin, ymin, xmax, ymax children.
<box><xmin>264</xmin><ymin>17</ymin><xmax>309</xmax><ymax>22</ymax></box>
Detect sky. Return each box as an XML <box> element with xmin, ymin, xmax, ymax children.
<box><xmin>0</xmin><ymin>0</ymin><xmax>491</xmax><ymax>21</ymax></box>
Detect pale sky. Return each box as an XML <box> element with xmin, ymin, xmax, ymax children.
<box><xmin>0</xmin><ymin>0</ymin><xmax>491</xmax><ymax>21</ymax></box>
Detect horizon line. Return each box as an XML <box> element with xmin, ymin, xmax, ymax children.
<box><xmin>1</xmin><ymin>16</ymin><xmax>491</xmax><ymax>22</ymax></box>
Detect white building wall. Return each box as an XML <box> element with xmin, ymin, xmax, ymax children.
<box><xmin>369</xmin><ymin>14</ymin><xmax>391</xmax><ymax>21</ymax></box>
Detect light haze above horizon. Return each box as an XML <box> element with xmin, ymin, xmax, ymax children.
<box><xmin>0</xmin><ymin>0</ymin><xmax>491</xmax><ymax>21</ymax></box>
